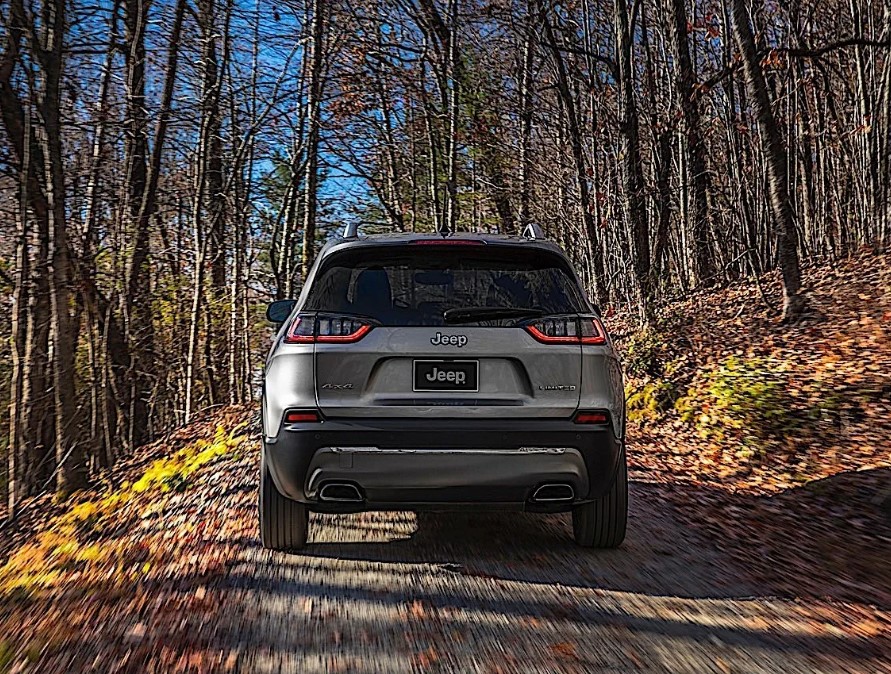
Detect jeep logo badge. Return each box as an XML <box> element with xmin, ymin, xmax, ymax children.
<box><xmin>430</xmin><ymin>332</ymin><xmax>467</xmax><ymax>347</ymax></box>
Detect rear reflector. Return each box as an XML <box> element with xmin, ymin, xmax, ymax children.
<box><xmin>574</xmin><ymin>411</ymin><xmax>610</xmax><ymax>425</ymax></box>
<box><xmin>285</xmin><ymin>410</ymin><xmax>321</xmax><ymax>423</ymax></box>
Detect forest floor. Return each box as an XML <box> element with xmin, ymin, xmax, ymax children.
<box><xmin>0</xmin><ymin>252</ymin><xmax>889</xmax><ymax>673</ymax></box>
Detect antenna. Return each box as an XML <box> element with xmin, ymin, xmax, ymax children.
<box><xmin>522</xmin><ymin>222</ymin><xmax>544</xmax><ymax>241</ymax></box>
<box><xmin>341</xmin><ymin>222</ymin><xmax>360</xmax><ymax>239</ymax></box>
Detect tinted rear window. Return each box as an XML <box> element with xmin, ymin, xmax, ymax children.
<box><xmin>304</xmin><ymin>245</ymin><xmax>588</xmax><ymax>326</ymax></box>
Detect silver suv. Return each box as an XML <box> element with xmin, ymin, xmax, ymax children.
<box><xmin>261</xmin><ymin>228</ymin><xmax>627</xmax><ymax>550</ymax></box>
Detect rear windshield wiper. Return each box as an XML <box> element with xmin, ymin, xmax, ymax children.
<box><xmin>443</xmin><ymin>307</ymin><xmax>545</xmax><ymax>324</ymax></box>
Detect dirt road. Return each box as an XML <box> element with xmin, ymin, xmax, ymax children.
<box><xmin>3</xmin><ymin>433</ymin><xmax>889</xmax><ymax>674</ymax></box>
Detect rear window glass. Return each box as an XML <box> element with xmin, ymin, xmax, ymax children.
<box><xmin>304</xmin><ymin>245</ymin><xmax>588</xmax><ymax>326</ymax></box>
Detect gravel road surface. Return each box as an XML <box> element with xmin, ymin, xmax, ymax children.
<box><xmin>213</xmin><ymin>451</ymin><xmax>889</xmax><ymax>673</ymax></box>
<box><xmin>8</xmin><ymin>441</ymin><xmax>889</xmax><ymax>674</ymax></box>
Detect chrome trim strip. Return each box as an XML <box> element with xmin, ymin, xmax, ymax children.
<box><xmin>531</xmin><ymin>484</ymin><xmax>575</xmax><ymax>502</ymax></box>
<box><xmin>327</xmin><ymin>447</ymin><xmax>568</xmax><ymax>454</ymax></box>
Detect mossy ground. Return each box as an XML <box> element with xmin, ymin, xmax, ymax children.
<box><xmin>0</xmin><ymin>425</ymin><xmax>247</xmax><ymax>600</ymax></box>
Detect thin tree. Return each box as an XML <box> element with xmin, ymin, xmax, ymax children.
<box><xmin>729</xmin><ymin>0</ymin><xmax>806</xmax><ymax>320</ymax></box>
<box><xmin>301</xmin><ymin>0</ymin><xmax>327</xmax><ymax>279</ymax></box>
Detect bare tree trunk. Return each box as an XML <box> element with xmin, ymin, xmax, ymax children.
<box><xmin>7</xmin><ymin>113</ymin><xmax>30</xmax><ymax>519</ymax></box>
<box><xmin>518</xmin><ymin>1</ymin><xmax>538</xmax><ymax>230</ymax></box>
<box><xmin>121</xmin><ymin>0</ymin><xmax>153</xmax><ymax>449</ymax></box>
<box><xmin>123</xmin><ymin>0</ymin><xmax>187</xmax><ymax>442</ymax></box>
<box><xmin>32</xmin><ymin>0</ymin><xmax>90</xmax><ymax>495</ymax></box>
<box><xmin>1</xmin><ymin>0</ymin><xmax>57</xmax><ymax>505</ymax></box>
<box><xmin>541</xmin><ymin>7</ymin><xmax>606</xmax><ymax>304</ymax></box>
<box><xmin>670</xmin><ymin>0</ymin><xmax>715</xmax><ymax>286</ymax></box>
<box><xmin>80</xmin><ymin>2</ymin><xmax>118</xmax><ymax>469</ymax></box>
<box><xmin>876</xmin><ymin>2</ymin><xmax>891</xmax><ymax>243</ymax></box>
<box><xmin>185</xmin><ymin>16</ymin><xmax>217</xmax><ymax>422</ymax></box>
<box><xmin>373</xmin><ymin>22</ymin><xmax>406</xmax><ymax>230</ymax></box>
<box><xmin>184</xmin><ymin>241</ymin><xmax>207</xmax><ymax>423</ymax></box>
<box><xmin>443</xmin><ymin>0</ymin><xmax>460</xmax><ymax>233</ymax></box>
<box><xmin>228</xmin><ymin>0</ymin><xmax>259</xmax><ymax>404</ymax></box>
<box><xmin>652</xmin><ymin>128</ymin><xmax>673</xmax><ymax>291</ymax></box>
<box><xmin>301</xmin><ymin>0</ymin><xmax>327</xmax><ymax>280</ymax></box>
<box><xmin>196</xmin><ymin>0</ymin><xmax>229</xmax><ymax>405</ymax></box>
<box><xmin>615</xmin><ymin>0</ymin><xmax>652</xmax><ymax>321</ymax></box>
<box><xmin>730</xmin><ymin>0</ymin><xmax>806</xmax><ymax>320</ymax></box>
<box><xmin>198</xmin><ymin>0</ymin><xmax>228</xmax><ymax>294</ymax></box>
<box><xmin>419</xmin><ymin>59</ymin><xmax>443</xmax><ymax>233</ymax></box>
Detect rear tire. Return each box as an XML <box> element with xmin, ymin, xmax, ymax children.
<box><xmin>260</xmin><ymin>453</ymin><xmax>309</xmax><ymax>551</ymax></box>
<box><xmin>572</xmin><ymin>452</ymin><xmax>627</xmax><ymax>548</ymax></box>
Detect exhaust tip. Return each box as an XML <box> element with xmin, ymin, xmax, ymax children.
<box><xmin>531</xmin><ymin>483</ymin><xmax>575</xmax><ymax>503</ymax></box>
<box><xmin>319</xmin><ymin>482</ymin><xmax>364</xmax><ymax>503</ymax></box>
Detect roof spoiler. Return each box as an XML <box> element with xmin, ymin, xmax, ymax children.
<box><xmin>340</xmin><ymin>221</ymin><xmax>546</xmax><ymax>241</ymax></box>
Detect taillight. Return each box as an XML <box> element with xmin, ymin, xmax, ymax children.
<box><xmin>285</xmin><ymin>410</ymin><xmax>321</xmax><ymax>423</ymax></box>
<box><xmin>578</xmin><ymin>318</ymin><xmax>607</xmax><ymax>345</ymax></box>
<box><xmin>284</xmin><ymin>314</ymin><xmax>373</xmax><ymax>344</ymax></box>
<box><xmin>525</xmin><ymin>317</ymin><xmax>606</xmax><ymax>345</ymax></box>
<box><xmin>284</xmin><ymin>316</ymin><xmax>315</xmax><ymax>343</ymax></box>
<box><xmin>315</xmin><ymin>316</ymin><xmax>373</xmax><ymax>342</ymax></box>
<box><xmin>574</xmin><ymin>410</ymin><xmax>610</xmax><ymax>425</ymax></box>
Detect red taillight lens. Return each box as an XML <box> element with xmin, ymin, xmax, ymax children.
<box><xmin>525</xmin><ymin>317</ymin><xmax>606</xmax><ymax>345</ymax></box>
<box><xmin>284</xmin><ymin>314</ymin><xmax>373</xmax><ymax>344</ymax></box>
<box><xmin>285</xmin><ymin>410</ymin><xmax>321</xmax><ymax>423</ymax></box>
<box><xmin>284</xmin><ymin>316</ymin><xmax>315</xmax><ymax>343</ymax></box>
<box><xmin>579</xmin><ymin>318</ymin><xmax>607</xmax><ymax>345</ymax></box>
<box><xmin>574</xmin><ymin>410</ymin><xmax>610</xmax><ymax>425</ymax></box>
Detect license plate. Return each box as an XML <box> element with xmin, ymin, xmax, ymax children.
<box><xmin>413</xmin><ymin>360</ymin><xmax>479</xmax><ymax>392</ymax></box>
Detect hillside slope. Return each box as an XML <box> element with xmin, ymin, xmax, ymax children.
<box><xmin>611</xmin><ymin>251</ymin><xmax>891</xmax><ymax>606</ymax></box>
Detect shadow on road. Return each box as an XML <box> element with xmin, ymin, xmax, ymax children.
<box><xmin>210</xmin><ymin>472</ymin><xmax>891</xmax><ymax>670</ymax></box>
<box><xmin>292</xmin><ymin>469</ymin><xmax>891</xmax><ymax>608</ymax></box>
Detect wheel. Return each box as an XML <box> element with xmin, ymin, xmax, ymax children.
<box><xmin>259</xmin><ymin>452</ymin><xmax>309</xmax><ymax>551</ymax></box>
<box><xmin>572</xmin><ymin>452</ymin><xmax>627</xmax><ymax>548</ymax></box>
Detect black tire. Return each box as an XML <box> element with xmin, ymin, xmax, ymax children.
<box><xmin>259</xmin><ymin>452</ymin><xmax>309</xmax><ymax>551</ymax></box>
<box><xmin>572</xmin><ymin>452</ymin><xmax>627</xmax><ymax>548</ymax></box>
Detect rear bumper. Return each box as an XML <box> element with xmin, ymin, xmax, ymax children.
<box><xmin>263</xmin><ymin>417</ymin><xmax>623</xmax><ymax>512</ymax></box>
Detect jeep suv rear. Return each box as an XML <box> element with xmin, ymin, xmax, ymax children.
<box><xmin>260</xmin><ymin>231</ymin><xmax>627</xmax><ymax>549</ymax></box>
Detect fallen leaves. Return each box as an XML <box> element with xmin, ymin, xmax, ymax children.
<box><xmin>412</xmin><ymin>646</ymin><xmax>440</xmax><ymax>668</ymax></box>
<box><xmin>405</xmin><ymin>599</ymin><xmax>429</xmax><ymax>619</ymax></box>
<box><xmin>612</xmin><ymin>252</ymin><xmax>891</xmax><ymax>608</ymax></box>
<box><xmin>0</xmin><ymin>408</ymin><xmax>257</xmax><ymax>674</ymax></box>
<box><xmin>548</xmin><ymin>641</ymin><xmax>578</xmax><ymax>660</ymax></box>
<box><xmin>0</xmin><ymin>425</ymin><xmax>249</xmax><ymax>602</ymax></box>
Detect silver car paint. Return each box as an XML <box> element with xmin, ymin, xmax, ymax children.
<box><xmin>263</xmin><ymin>233</ymin><xmax>624</xmax><ymax>440</ymax></box>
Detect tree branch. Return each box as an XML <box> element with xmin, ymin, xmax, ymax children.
<box><xmin>690</xmin><ymin>36</ymin><xmax>891</xmax><ymax>101</ymax></box>
<box><xmin>777</xmin><ymin>37</ymin><xmax>891</xmax><ymax>59</ymax></box>
<box><xmin>544</xmin><ymin>42</ymin><xmax>619</xmax><ymax>80</ymax></box>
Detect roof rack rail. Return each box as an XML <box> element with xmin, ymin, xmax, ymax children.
<box><xmin>522</xmin><ymin>222</ymin><xmax>544</xmax><ymax>241</ymax></box>
<box><xmin>341</xmin><ymin>221</ymin><xmax>393</xmax><ymax>240</ymax></box>
<box><xmin>342</xmin><ymin>222</ymin><xmax>361</xmax><ymax>239</ymax></box>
